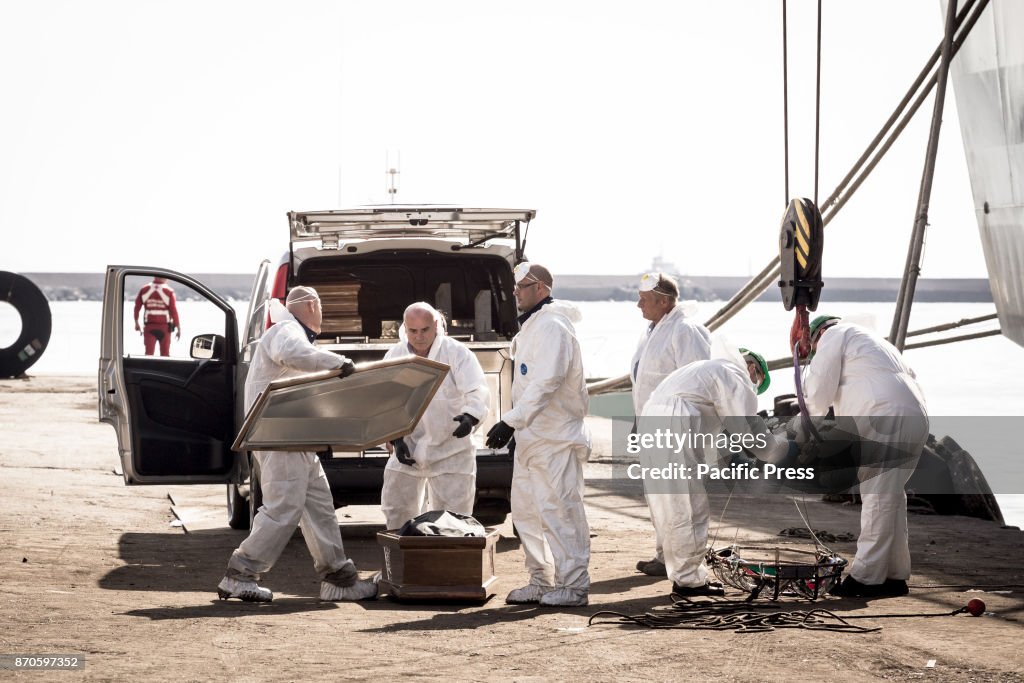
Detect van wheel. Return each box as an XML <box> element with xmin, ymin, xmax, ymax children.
<box><xmin>248</xmin><ymin>466</ymin><xmax>263</xmax><ymax>531</ymax></box>
<box><xmin>226</xmin><ymin>483</ymin><xmax>250</xmax><ymax>530</ymax></box>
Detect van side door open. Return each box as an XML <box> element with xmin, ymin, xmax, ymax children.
<box><xmin>98</xmin><ymin>267</ymin><xmax>240</xmax><ymax>484</ymax></box>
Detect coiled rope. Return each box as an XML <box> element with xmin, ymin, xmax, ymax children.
<box><xmin>588</xmin><ymin>598</ymin><xmax>977</xmax><ymax>634</ymax></box>
<box><xmin>589</xmin><ymin>598</ymin><xmax>879</xmax><ymax>633</ymax></box>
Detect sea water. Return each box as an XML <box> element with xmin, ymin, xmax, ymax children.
<box><xmin>4</xmin><ymin>298</ymin><xmax>1022</xmax><ymax>526</ymax></box>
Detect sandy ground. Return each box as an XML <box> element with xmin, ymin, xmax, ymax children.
<box><xmin>1</xmin><ymin>375</ymin><xmax>1023</xmax><ymax>682</ymax></box>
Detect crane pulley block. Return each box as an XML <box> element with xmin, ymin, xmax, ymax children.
<box><xmin>778</xmin><ymin>197</ymin><xmax>824</xmax><ymax>311</ymax></box>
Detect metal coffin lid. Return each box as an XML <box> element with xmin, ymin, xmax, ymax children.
<box><xmin>232</xmin><ymin>356</ymin><xmax>449</xmax><ymax>452</ymax></box>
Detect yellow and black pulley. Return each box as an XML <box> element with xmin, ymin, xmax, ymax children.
<box><xmin>778</xmin><ymin>197</ymin><xmax>824</xmax><ymax>311</ymax></box>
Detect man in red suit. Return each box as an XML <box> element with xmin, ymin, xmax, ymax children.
<box><xmin>133</xmin><ymin>277</ymin><xmax>181</xmax><ymax>356</ymax></box>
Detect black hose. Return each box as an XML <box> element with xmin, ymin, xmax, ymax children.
<box><xmin>0</xmin><ymin>272</ymin><xmax>52</xmax><ymax>378</ymax></box>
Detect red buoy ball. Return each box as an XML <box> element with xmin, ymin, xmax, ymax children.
<box><xmin>966</xmin><ymin>598</ymin><xmax>986</xmax><ymax>616</ymax></box>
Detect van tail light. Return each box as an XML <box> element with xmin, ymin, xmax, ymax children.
<box><xmin>267</xmin><ymin>263</ymin><xmax>289</xmax><ymax>329</ymax></box>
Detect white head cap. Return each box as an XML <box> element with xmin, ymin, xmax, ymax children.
<box><xmin>639</xmin><ymin>272</ymin><xmax>679</xmax><ymax>298</ymax></box>
<box><xmin>268</xmin><ymin>286</ymin><xmax>321</xmax><ymax>323</ymax></box>
<box><xmin>513</xmin><ymin>262</ymin><xmax>553</xmax><ymax>287</ymax></box>
<box><xmin>286</xmin><ymin>286</ymin><xmax>320</xmax><ymax>306</ymax></box>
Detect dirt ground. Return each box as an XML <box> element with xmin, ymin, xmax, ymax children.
<box><xmin>1</xmin><ymin>376</ymin><xmax>1022</xmax><ymax>682</ymax></box>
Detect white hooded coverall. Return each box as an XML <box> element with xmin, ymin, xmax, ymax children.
<box><xmin>502</xmin><ymin>300</ymin><xmax>591</xmax><ymax>592</ymax></box>
<box><xmin>380</xmin><ymin>334</ymin><xmax>490</xmax><ymax>529</ymax></box>
<box><xmin>803</xmin><ymin>322</ymin><xmax>928</xmax><ymax>585</ymax></box>
<box><xmin>631</xmin><ymin>303</ymin><xmax>711</xmax><ymax>564</ymax></box>
<box><xmin>631</xmin><ymin>304</ymin><xmax>712</xmax><ymax>417</ymax></box>
<box><xmin>640</xmin><ymin>357</ymin><xmax>784</xmax><ymax>588</ymax></box>
<box><xmin>227</xmin><ymin>311</ymin><xmax>354</xmax><ymax>581</ymax></box>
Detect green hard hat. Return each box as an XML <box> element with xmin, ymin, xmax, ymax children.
<box><xmin>739</xmin><ymin>347</ymin><xmax>771</xmax><ymax>395</ymax></box>
<box><xmin>809</xmin><ymin>315</ymin><xmax>841</xmax><ymax>343</ymax></box>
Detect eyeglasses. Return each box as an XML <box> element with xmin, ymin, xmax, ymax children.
<box><xmin>514</xmin><ymin>281</ymin><xmax>540</xmax><ymax>292</ymax></box>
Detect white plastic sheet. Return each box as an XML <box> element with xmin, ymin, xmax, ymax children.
<box><xmin>946</xmin><ymin>0</ymin><xmax>1024</xmax><ymax>347</ymax></box>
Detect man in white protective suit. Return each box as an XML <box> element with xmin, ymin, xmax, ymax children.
<box><xmin>639</xmin><ymin>346</ymin><xmax>787</xmax><ymax>597</ymax></box>
<box><xmin>484</xmin><ymin>262</ymin><xmax>592</xmax><ymax>608</ymax></box>
<box><xmin>380</xmin><ymin>302</ymin><xmax>489</xmax><ymax>529</ymax></box>
<box><xmin>630</xmin><ymin>271</ymin><xmax>711</xmax><ymax>577</ymax></box>
<box><xmin>802</xmin><ymin>315</ymin><xmax>929</xmax><ymax>599</ymax></box>
<box><xmin>217</xmin><ymin>286</ymin><xmax>378</xmax><ymax>603</ymax></box>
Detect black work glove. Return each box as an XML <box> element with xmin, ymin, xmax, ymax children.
<box><xmin>451</xmin><ymin>413</ymin><xmax>479</xmax><ymax>439</ymax></box>
<box><xmin>339</xmin><ymin>360</ymin><xmax>356</xmax><ymax>378</ymax></box>
<box><xmin>485</xmin><ymin>420</ymin><xmax>515</xmax><ymax>449</ymax></box>
<box><xmin>391</xmin><ymin>438</ymin><xmax>415</xmax><ymax>466</ymax></box>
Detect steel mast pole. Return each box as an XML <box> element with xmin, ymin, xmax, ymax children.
<box><xmin>890</xmin><ymin>0</ymin><xmax>959</xmax><ymax>350</ymax></box>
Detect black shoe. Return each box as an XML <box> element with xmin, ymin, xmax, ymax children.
<box><xmin>831</xmin><ymin>576</ymin><xmax>872</xmax><ymax>597</ymax></box>
<box><xmin>671</xmin><ymin>580</ymin><xmax>725</xmax><ymax>598</ymax></box>
<box><xmin>832</xmin><ymin>576</ymin><xmax>908</xmax><ymax>598</ymax></box>
<box><xmin>635</xmin><ymin>558</ymin><xmax>667</xmax><ymax>577</ymax></box>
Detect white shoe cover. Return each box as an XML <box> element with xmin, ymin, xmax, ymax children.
<box><xmin>320</xmin><ymin>579</ymin><xmax>378</xmax><ymax>602</ymax></box>
<box><xmin>505</xmin><ymin>584</ymin><xmax>551</xmax><ymax>604</ymax></box>
<box><xmin>539</xmin><ymin>587</ymin><xmax>588</xmax><ymax>607</ymax></box>
<box><xmin>217</xmin><ymin>576</ymin><xmax>273</xmax><ymax>602</ymax></box>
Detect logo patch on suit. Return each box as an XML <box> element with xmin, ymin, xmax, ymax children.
<box><xmin>520</xmin><ymin>363</ymin><xmax>528</xmax><ymax>375</ymax></box>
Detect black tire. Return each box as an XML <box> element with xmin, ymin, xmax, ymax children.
<box><xmin>0</xmin><ymin>271</ymin><xmax>52</xmax><ymax>378</ymax></box>
<box><xmin>248</xmin><ymin>464</ymin><xmax>263</xmax><ymax>531</ymax></box>
<box><xmin>226</xmin><ymin>483</ymin><xmax>250</xmax><ymax>530</ymax></box>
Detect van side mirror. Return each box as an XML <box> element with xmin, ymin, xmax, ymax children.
<box><xmin>191</xmin><ymin>334</ymin><xmax>225</xmax><ymax>360</ymax></box>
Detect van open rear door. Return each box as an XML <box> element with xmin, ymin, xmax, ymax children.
<box><xmin>288</xmin><ymin>207</ymin><xmax>534</xmax><ymax>259</ymax></box>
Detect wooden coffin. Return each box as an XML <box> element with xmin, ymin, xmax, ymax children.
<box><xmin>377</xmin><ymin>528</ymin><xmax>499</xmax><ymax>602</ymax></box>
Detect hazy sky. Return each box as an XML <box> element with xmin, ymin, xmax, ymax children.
<box><xmin>0</xmin><ymin>0</ymin><xmax>989</xmax><ymax>278</ymax></box>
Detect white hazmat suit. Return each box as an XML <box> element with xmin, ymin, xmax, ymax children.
<box><xmin>640</xmin><ymin>357</ymin><xmax>784</xmax><ymax>588</ymax></box>
<box><xmin>803</xmin><ymin>322</ymin><xmax>928</xmax><ymax>585</ymax></box>
<box><xmin>631</xmin><ymin>303</ymin><xmax>711</xmax><ymax>567</ymax></box>
<box><xmin>226</xmin><ymin>308</ymin><xmax>362</xmax><ymax>592</ymax></box>
<box><xmin>631</xmin><ymin>303</ymin><xmax>712</xmax><ymax>416</ymax></box>
<box><xmin>380</xmin><ymin>333</ymin><xmax>489</xmax><ymax>529</ymax></box>
<box><xmin>503</xmin><ymin>300</ymin><xmax>592</xmax><ymax>594</ymax></box>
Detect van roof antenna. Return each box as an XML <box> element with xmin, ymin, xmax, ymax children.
<box><xmin>385</xmin><ymin>150</ymin><xmax>400</xmax><ymax>204</ymax></box>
